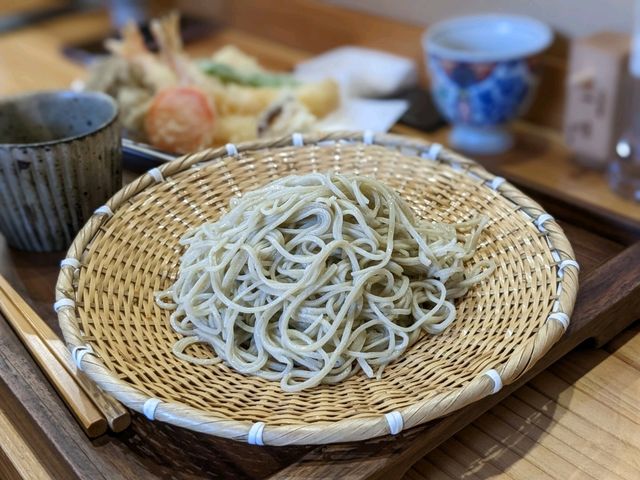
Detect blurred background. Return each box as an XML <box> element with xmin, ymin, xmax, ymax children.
<box><xmin>328</xmin><ymin>0</ymin><xmax>634</xmax><ymax>37</ymax></box>
<box><xmin>2</xmin><ymin>0</ymin><xmax>640</xmax><ymax>218</ymax></box>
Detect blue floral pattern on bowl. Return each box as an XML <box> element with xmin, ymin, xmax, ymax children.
<box><xmin>428</xmin><ymin>56</ymin><xmax>539</xmax><ymax>126</ymax></box>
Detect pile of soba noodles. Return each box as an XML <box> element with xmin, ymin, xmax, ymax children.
<box><xmin>156</xmin><ymin>172</ymin><xmax>494</xmax><ymax>392</ymax></box>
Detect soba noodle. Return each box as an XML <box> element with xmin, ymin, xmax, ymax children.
<box><xmin>155</xmin><ymin>172</ymin><xmax>494</xmax><ymax>392</ymax></box>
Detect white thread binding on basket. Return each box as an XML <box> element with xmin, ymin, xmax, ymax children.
<box><xmin>363</xmin><ymin>130</ymin><xmax>375</xmax><ymax>145</ymax></box>
<box><xmin>489</xmin><ymin>176</ymin><xmax>506</xmax><ymax>190</ymax></box>
<box><xmin>60</xmin><ymin>258</ymin><xmax>81</xmax><ymax>269</ymax></box>
<box><xmin>143</xmin><ymin>398</ymin><xmax>162</xmax><ymax>420</ymax></box>
<box><xmin>53</xmin><ymin>298</ymin><xmax>75</xmax><ymax>312</ymax></box>
<box><xmin>484</xmin><ymin>369</ymin><xmax>503</xmax><ymax>394</ymax></box>
<box><xmin>535</xmin><ymin>213</ymin><xmax>554</xmax><ymax>232</ymax></box>
<box><xmin>551</xmin><ymin>250</ymin><xmax>561</xmax><ymax>263</ymax></box>
<box><xmin>94</xmin><ymin>205</ymin><xmax>113</xmax><ymax>217</ymax></box>
<box><xmin>292</xmin><ymin>132</ymin><xmax>304</xmax><ymax>147</ymax></box>
<box><xmin>148</xmin><ymin>167</ymin><xmax>164</xmax><ymax>183</ymax></box>
<box><xmin>558</xmin><ymin>259</ymin><xmax>580</xmax><ymax>277</ymax></box>
<box><xmin>248</xmin><ymin>421</ymin><xmax>266</xmax><ymax>445</ymax></box>
<box><xmin>225</xmin><ymin>143</ymin><xmax>239</xmax><ymax>156</ymax></box>
<box><xmin>71</xmin><ymin>345</ymin><xmax>93</xmax><ymax>370</ymax></box>
<box><xmin>385</xmin><ymin>411</ymin><xmax>404</xmax><ymax>435</ymax></box>
<box><xmin>426</xmin><ymin>143</ymin><xmax>443</xmax><ymax>160</ymax></box>
<box><xmin>449</xmin><ymin>161</ymin><xmax>464</xmax><ymax>172</ymax></box>
<box><xmin>548</xmin><ymin>312</ymin><xmax>570</xmax><ymax>330</ymax></box>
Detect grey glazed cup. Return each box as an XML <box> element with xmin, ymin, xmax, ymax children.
<box><xmin>0</xmin><ymin>91</ymin><xmax>121</xmax><ymax>251</ymax></box>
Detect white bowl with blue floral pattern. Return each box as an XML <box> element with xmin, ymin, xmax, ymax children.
<box><xmin>424</xmin><ymin>15</ymin><xmax>552</xmax><ymax>154</ymax></box>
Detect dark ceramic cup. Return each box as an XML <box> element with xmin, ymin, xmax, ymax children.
<box><xmin>0</xmin><ymin>91</ymin><xmax>121</xmax><ymax>251</ymax></box>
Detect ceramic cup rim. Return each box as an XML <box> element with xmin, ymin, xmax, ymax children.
<box><xmin>422</xmin><ymin>14</ymin><xmax>553</xmax><ymax>63</ymax></box>
<box><xmin>0</xmin><ymin>90</ymin><xmax>118</xmax><ymax>149</ymax></box>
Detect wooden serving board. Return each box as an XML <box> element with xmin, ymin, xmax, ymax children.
<box><xmin>1</xmin><ymin>156</ymin><xmax>639</xmax><ymax>480</ymax></box>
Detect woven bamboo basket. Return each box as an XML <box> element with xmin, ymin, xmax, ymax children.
<box><xmin>55</xmin><ymin>131</ymin><xmax>579</xmax><ymax>446</ymax></box>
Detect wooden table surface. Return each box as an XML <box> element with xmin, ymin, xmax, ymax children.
<box><xmin>0</xmin><ymin>2</ymin><xmax>639</xmax><ymax>479</ymax></box>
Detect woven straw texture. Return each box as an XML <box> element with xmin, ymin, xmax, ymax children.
<box><xmin>56</xmin><ymin>131</ymin><xmax>578</xmax><ymax>446</ymax></box>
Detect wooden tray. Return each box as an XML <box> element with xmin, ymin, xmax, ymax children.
<box><xmin>1</xmin><ymin>146</ymin><xmax>639</xmax><ymax>479</ymax></box>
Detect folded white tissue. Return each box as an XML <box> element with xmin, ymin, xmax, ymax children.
<box><xmin>295</xmin><ymin>46</ymin><xmax>418</xmax><ymax>133</ymax></box>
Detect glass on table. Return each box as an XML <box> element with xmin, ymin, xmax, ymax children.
<box><xmin>609</xmin><ymin>1</ymin><xmax>640</xmax><ymax>201</ymax></box>
<box><xmin>610</xmin><ymin>136</ymin><xmax>640</xmax><ymax>201</ymax></box>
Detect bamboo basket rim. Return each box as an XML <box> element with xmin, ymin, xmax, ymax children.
<box><xmin>55</xmin><ymin>131</ymin><xmax>579</xmax><ymax>446</ymax></box>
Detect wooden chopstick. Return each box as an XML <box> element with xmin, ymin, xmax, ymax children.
<box><xmin>0</xmin><ymin>283</ymin><xmax>106</xmax><ymax>438</ymax></box>
<box><xmin>0</xmin><ymin>274</ymin><xmax>131</xmax><ymax>432</ymax></box>
<box><xmin>0</xmin><ymin>274</ymin><xmax>130</xmax><ymax>435</ymax></box>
